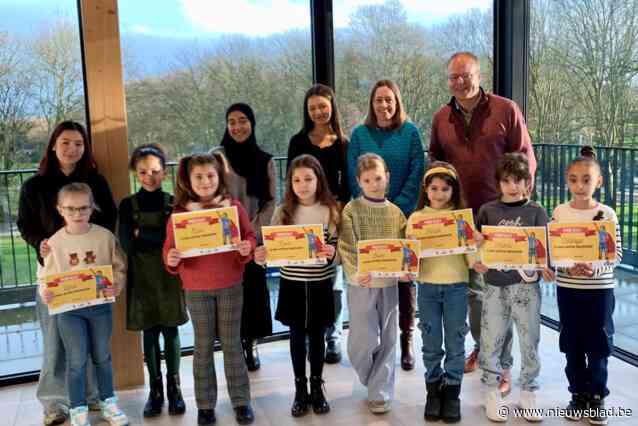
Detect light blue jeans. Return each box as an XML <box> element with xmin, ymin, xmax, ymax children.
<box><xmin>57</xmin><ymin>304</ymin><xmax>115</xmax><ymax>408</ymax></box>
<box><xmin>417</xmin><ymin>282</ymin><xmax>468</xmax><ymax>385</ymax></box>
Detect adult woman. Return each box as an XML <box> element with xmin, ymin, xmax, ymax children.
<box><xmin>17</xmin><ymin>120</ymin><xmax>117</xmax><ymax>425</ymax></box>
<box><xmin>346</xmin><ymin>80</ymin><xmax>425</xmax><ymax>371</ymax></box>
<box><xmin>287</xmin><ymin>84</ymin><xmax>349</xmax><ymax>363</ymax></box>
<box><xmin>211</xmin><ymin>103</ymin><xmax>275</xmax><ymax>371</ymax></box>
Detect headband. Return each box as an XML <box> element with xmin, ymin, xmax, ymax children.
<box><xmin>424</xmin><ymin>166</ymin><xmax>457</xmax><ymax>180</ymax></box>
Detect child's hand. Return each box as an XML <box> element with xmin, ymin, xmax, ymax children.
<box><xmin>473</xmin><ymin>261</ymin><xmax>489</xmax><ymax>274</ymax></box>
<box><xmin>356</xmin><ymin>272</ymin><xmax>372</xmax><ymax>287</ymax></box>
<box><xmin>103</xmin><ymin>286</ymin><xmax>120</xmax><ymax>298</ymax></box>
<box><xmin>41</xmin><ymin>288</ymin><xmax>54</xmax><ymax>304</ymax></box>
<box><xmin>133</xmin><ymin>228</ymin><xmax>140</xmax><ymax>238</ymax></box>
<box><xmin>39</xmin><ymin>239</ymin><xmax>51</xmax><ymax>258</ymax></box>
<box><xmin>474</xmin><ymin>232</ymin><xmax>485</xmax><ymax>247</ymax></box>
<box><xmin>399</xmin><ymin>273</ymin><xmax>415</xmax><ymax>282</ymax></box>
<box><xmin>254</xmin><ymin>246</ymin><xmax>267</xmax><ymax>265</ymax></box>
<box><xmin>236</xmin><ymin>240</ymin><xmax>252</xmax><ymax>257</ymax></box>
<box><xmin>567</xmin><ymin>263</ymin><xmax>594</xmax><ymax>277</ymax></box>
<box><xmin>166</xmin><ymin>249</ymin><xmax>182</xmax><ymax>267</ymax></box>
<box><xmin>541</xmin><ymin>267</ymin><xmax>555</xmax><ymax>282</ymax></box>
<box><xmin>318</xmin><ymin>245</ymin><xmax>336</xmax><ymax>259</ymax></box>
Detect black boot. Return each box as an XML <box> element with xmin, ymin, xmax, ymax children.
<box><xmin>400</xmin><ymin>332</ymin><xmax>415</xmax><ymax>371</ymax></box>
<box><xmin>424</xmin><ymin>379</ymin><xmax>442</xmax><ymax>421</ymax></box>
<box><xmin>565</xmin><ymin>392</ymin><xmax>589</xmax><ymax>421</ymax></box>
<box><xmin>143</xmin><ymin>375</ymin><xmax>164</xmax><ymax>417</ymax></box>
<box><xmin>291</xmin><ymin>377</ymin><xmax>309</xmax><ymax>417</ymax></box>
<box><xmin>242</xmin><ymin>339</ymin><xmax>260</xmax><ymax>371</ymax></box>
<box><xmin>309</xmin><ymin>376</ymin><xmax>330</xmax><ymax>414</ymax></box>
<box><xmin>166</xmin><ymin>374</ymin><xmax>186</xmax><ymax>415</ymax></box>
<box><xmin>441</xmin><ymin>384</ymin><xmax>461</xmax><ymax>423</ymax></box>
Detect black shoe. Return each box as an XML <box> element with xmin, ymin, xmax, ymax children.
<box><xmin>143</xmin><ymin>376</ymin><xmax>164</xmax><ymax>418</ymax></box>
<box><xmin>197</xmin><ymin>409</ymin><xmax>216</xmax><ymax>425</ymax></box>
<box><xmin>166</xmin><ymin>374</ymin><xmax>186</xmax><ymax>415</ymax></box>
<box><xmin>588</xmin><ymin>395</ymin><xmax>607</xmax><ymax>425</ymax></box>
<box><xmin>309</xmin><ymin>376</ymin><xmax>330</xmax><ymax>414</ymax></box>
<box><xmin>242</xmin><ymin>339</ymin><xmax>260</xmax><ymax>371</ymax></box>
<box><xmin>440</xmin><ymin>384</ymin><xmax>461</xmax><ymax>423</ymax></box>
<box><xmin>424</xmin><ymin>379</ymin><xmax>442</xmax><ymax>421</ymax></box>
<box><xmin>325</xmin><ymin>340</ymin><xmax>342</xmax><ymax>364</ymax></box>
<box><xmin>564</xmin><ymin>392</ymin><xmax>589</xmax><ymax>421</ymax></box>
<box><xmin>400</xmin><ymin>332</ymin><xmax>415</xmax><ymax>371</ymax></box>
<box><xmin>234</xmin><ymin>405</ymin><xmax>255</xmax><ymax>425</ymax></box>
<box><xmin>291</xmin><ymin>377</ymin><xmax>310</xmax><ymax>417</ymax></box>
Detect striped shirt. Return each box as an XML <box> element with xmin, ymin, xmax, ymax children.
<box><xmin>551</xmin><ymin>202</ymin><xmax>622</xmax><ymax>289</ymax></box>
<box><xmin>271</xmin><ymin>203</ymin><xmax>338</xmax><ymax>282</ymax></box>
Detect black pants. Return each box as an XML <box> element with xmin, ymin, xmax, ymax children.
<box><xmin>557</xmin><ymin>286</ymin><xmax>615</xmax><ymax>397</ymax></box>
<box><xmin>289</xmin><ymin>325</ymin><xmax>327</xmax><ymax>379</ymax></box>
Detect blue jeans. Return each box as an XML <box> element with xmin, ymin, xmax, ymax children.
<box><xmin>417</xmin><ymin>283</ymin><xmax>468</xmax><ymax>385</ymax></box>
<box><xmin>57</xmin><ymin>304</ymin><xmax>115</xmax><ymax>408</ymax></box>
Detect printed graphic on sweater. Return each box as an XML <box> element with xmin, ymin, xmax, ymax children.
<box><xmin>83</xmin><ymin>251</ymin><xmax>96</xmax><ymax>265</ymax></box>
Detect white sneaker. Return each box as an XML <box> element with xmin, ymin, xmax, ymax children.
<box><xmin>100</xmin><ymin>397</ymin><xmax>129</xmax><ymax>426</ymax></box>
<box><xmin>69</xmin><ymin>406</ymin><xmax>89</xmax><ymax>426</ymax></box>
<box><xmin>368</xmin><ymin>399</ymin><xmax>392</xmax><ymax>414</ymax></box>
<box><xmin>519</xmin><ymin>390</ymin><xmax>543</xmax><ymax>422</ymax></box>
<box><xmin>485</xmin><ymin>389</ymin><xmax>508</xmax><ymax>422</ymax></box>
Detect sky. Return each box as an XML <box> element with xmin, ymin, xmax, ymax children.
<box><xmin>0</xmin><ymin>0</ymin><xmax>492</xmax><ymax>38</ymax></box>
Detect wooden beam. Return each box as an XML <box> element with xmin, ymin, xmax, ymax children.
<box><xmin>79</xmin><ymin>0</ymin><xmax>144</xmax><ymax>389</ymax></box>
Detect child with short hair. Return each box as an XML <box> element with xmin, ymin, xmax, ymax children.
<box><xmin>38</xmin><ymin>182</ymin><xmax>128</xmax><ymax>426</ymax></box>
<box><xmin>552</xmin><ymin>146</ymin><xmax>621</xmax><ymax>425</ymax></box>
<box><xmin>162</xmin><ymin>154</ymin><xmax>257</xmax><ymax>426</ymax></box>
<box><xmin>338</xmin><ymin>153</ymin><xmax>406</xmax><ymax>414</ymax></box>
<box><xmin>473</xmin><ymin>153</ymin><xmax>554</xmax><ymax>422</ymax></box>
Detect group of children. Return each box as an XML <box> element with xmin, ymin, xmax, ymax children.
<box><xmin>37</xmin><ymin>143</ymin><xmax>620</xmax><ymax>426</ymax></box>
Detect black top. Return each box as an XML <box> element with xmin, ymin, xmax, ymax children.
<box><xmin>17</xmin><ymin>168</ymin><xmax>117</xmax><ymax>265</ymax></box>
<box><xmin>286</xmin><ymin>132</ymin><xmax>350</xmax><ymax>203</ymax></box>
<box><xmin>118</xmin><ymin>188</ymin><xmax>172</xmax><ymax>254</ymax></box>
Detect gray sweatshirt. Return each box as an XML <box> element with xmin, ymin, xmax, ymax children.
<box><xmin>476</xmin><ymin>199</ymin><xmax>549</xmax><ymax>286</ymax></box>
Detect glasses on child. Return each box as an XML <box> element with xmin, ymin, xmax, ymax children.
<box><xmin>59</xmin><ymin>205</ymin><xmax>92</xmax><ymax>215</ymax></box>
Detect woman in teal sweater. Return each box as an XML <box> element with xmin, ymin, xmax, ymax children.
<box><xmin>347</xmin><ymin>79</ymin><xmax>425</xmax><ymax>371</ymax></box>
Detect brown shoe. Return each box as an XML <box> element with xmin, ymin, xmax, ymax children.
<box><xmin>464</xmin><ymin>349</ymin><xmax>479</xmax><ymax>373</ymax></box>
<box><xmin>400</xmin><ymin>332</ymin><xmax>415</xmax><ymax>371</ymax></box>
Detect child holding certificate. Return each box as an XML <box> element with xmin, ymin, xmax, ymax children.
<box><xmin>472</xmin><ymin>153</ymin><xmax>553</xmax><ymax>422</ymax></box>
<box><xmin>38</xmin><ymin>183</ymin><xmax>128</xmax><ymax>426</ymax></box>
<box><xmin>410</xmin><ymin>162</ymin><xmax>476</xmax><ymax>423</ymax></box>
<box><xmin>338</xmin><ymin>153</ymin><xmax>406</xmax><ymax>414</ymax></box>
<box><xmin>551</xmin><ymin>146</ymin><xmax>622</xmax><ymax>425</ymax></box>
<box><xmin>162</xmin><ymin>154</ymin><xmax>257</xmax><ymax>426</ymax></box>
<box><xmin>118</xmin><ymin>144</ymin><xmax>188</xmax><ymax>418</ymax></box>
<box><xmin>254</xmin><ymin>154</ymin><xmax>339</xmax><ymax>417</ymax></box>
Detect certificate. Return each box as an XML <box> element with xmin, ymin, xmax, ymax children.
<box><xmin>44</xmin><ymin>265</ymin><xmax>115</xmax><ymax>315</ymax></box>
<box><xmin>480</xmin><ymin>226</ymin><xmax>548</xmax><ymax>270</ymax></box>
<box><xmin>262</xmin><ymin>224</ymin><xmax>327</xmax><ymax>267</ymax></box>
<box><xmin>357</xmin><ymin>239</ymin><xmax>420</xmax><ymax>277</ymax></box>
<box><xmin>172</xmin><ymin>206</ymin><xmax>240</xmax><ymax>258</ymax></box>
<box><xmin>407</xmin><ymin>208</ymin><xmax>477</xmax><ymax>257</ymax></box>
<box><xmin>548</xmin><ymin>221</ymin><xmax>617</xmax><ymax>267</ymax></box>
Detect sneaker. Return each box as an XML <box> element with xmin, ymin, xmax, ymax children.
<box><xmin>485</xmin><ymin>389</ymin><xmax>508</xmax><ymax>422</ymax></box>
<box><xmin>100</xmin><ymin>397</ymin><xmax>129</xmax><ymax>426</ymax></box>
<box><xmin>519</xmin><ymin>390</ymin><xmax>542</xmax><ymax>422</ymax></box>
<box><xmin>588</xmin><ymin>395</ymin><xmax>607</xmax><ymax>425</ymax></box>
<box><xmin>564</xmin><ymin>393</ymin><xmax>589</xmax><ymax>421</ymax></box>
<box><xmin>325</xmin><ymin>340</ymin><xmax>342</xmax><ymax>364</ymax></box>
<box><xmin>43</xmin><ymin>410</ymin><xmax>68</xmax><ymax>426</ymax></box>
<box><xmin>368</xmin><ymin>400</ymin><xmax>391</xmax><ymax>414</ymax></box>
<box><xmin>69</xmin><ymin>406</ymin><xmax>89</xmax><ymax>426</ymax></box>
<box><xmin>499</xmin><ymin>369</ymin><xmax>512</xmax><ymax>397</ymax></box>
<box><xmin>464</xmin><ymin>349</ymin><xmax>479</xmax><ymax>373</ymax></box>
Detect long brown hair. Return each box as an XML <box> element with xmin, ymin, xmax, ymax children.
<box><xmin>416</xmin><ymin>161</ymin><xmax>466</xmax><ymax>210</ymax></box>
<box><xmin>38</xmin><ymin>120</ymin><xmax>97</xmax><ymax>178</ymax></box>
<box><xmin>300</xmin><ymin>84</ymin><xmax>346</xmax><ymax>141</ymax></box>
<box><xmin>281</xmin><ymin>154</ymin><xmax>339</xmax><ymax>227</ymax></box>
<box><xmin>174</xmin><ymin>154</ymin><xmax>230</xmax><ymax>208</ymax></box>
<box><xmin>364</xmin><ymin>79</ymin><xmax>407</xmax><ymax>130</ymax></box>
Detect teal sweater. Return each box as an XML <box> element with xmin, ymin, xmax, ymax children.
<box><xmin>347</xmin><ymin>121</ymin><xmax>425</xmax><ymax>216</ymax></box>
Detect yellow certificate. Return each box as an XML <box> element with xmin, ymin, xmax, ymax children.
<box><xmin>407</xmin><ymin>208</ymin><xmax>478</xmax><ymax>257</ymax></box>
<box><xmin>172</xmin><ymin>206</ymin><xmax>240</xmax><ymax>258</ymax></box>
<box><xmin>262</xmin><ymin>224</ymin><xmax>327</xmax><ymax>267</ymax></box>
<box><xmin>357</xmin><ymin>239</ymin><xmax>420</xmax><ymax>277</ymax></box>
<box><xmin>481</xmin><ymin>226</ymin><xmax>548</xmax><ymax>270</ymax></box>
<box><xmin>548</xmin><ymin>221</ymin><xmax>617</xmax><ymax>267</ymax></box>
<box><xmin>43</xmin><ymin>265</ymin><xmax>115</xmax><ymax>315</ymax></box>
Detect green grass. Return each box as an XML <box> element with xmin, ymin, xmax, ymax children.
<box><xmin>0</xmin><ymin>234</ymin><xmax>38</xmax><ymax>288</ymax></box>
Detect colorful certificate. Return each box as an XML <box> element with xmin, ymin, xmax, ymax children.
<box><xmin>548</xmin><ymin>221</ymin><xmax>617</xmax><ymax>267</ymax></box>
<box><xmin>480</xmin><ymin>226</ymin><xmax>548</xmax><ymax>270</ymax></box>
<box><xmin>406</xmin><ymin>208</ymin><xmax>478</xmax><ymax>257</ymax></box>
<box><xmin>262</xmin><ymin>224</ymin><xmax>327</xmax><ymax>267</ymax></box>
<box><xmin>172</xmin><ymin>206</ymin><xmax>240</xmax><ymax>258</ymax></box>
<box><xmin>357</xmin><ymin>239</ymin><xmax>420</xmax><ymax>277</ymax></box>
<box><xmin>43</xmin><ymin>265</ymin><xmax>115</xmax><ymax>315</ymax></box>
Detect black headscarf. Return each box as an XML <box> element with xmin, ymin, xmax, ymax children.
<box><xmin>220</xmin><ymin>103</ymin><xmax>273</xmax><ymax>205</ymax></box>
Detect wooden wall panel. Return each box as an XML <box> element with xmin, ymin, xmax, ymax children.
<box><xmin>80</xmin><ymin>0</ymin><xmax>144</xmax><ymax>389</ymax></box>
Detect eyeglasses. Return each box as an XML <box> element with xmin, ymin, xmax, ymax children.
<box><xmin>447</xmin><ymin>73</ymin><xmax>475</xmax><ymax>82</ymax></box>
<box><xmin>59</xmin><ymin>205</ymin><xmax>92</xmax><ymax>215</ymax></box>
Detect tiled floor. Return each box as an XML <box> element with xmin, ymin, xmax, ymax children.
<box><xmin>1</xmin><ymin>326</ymin><xmax>636</xmax><ymax>425</ymax></box>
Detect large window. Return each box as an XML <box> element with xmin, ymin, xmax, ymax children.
<box><xmin>0</xmin><ymin>0</ymin><xmax>87</xmax><ymax>377</ymax></box>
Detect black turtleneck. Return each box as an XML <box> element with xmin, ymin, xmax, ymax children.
<box><xmin>118</xmin><ymin>188</ymin><xmax>172</xmax><ymax>254</ymax></box>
